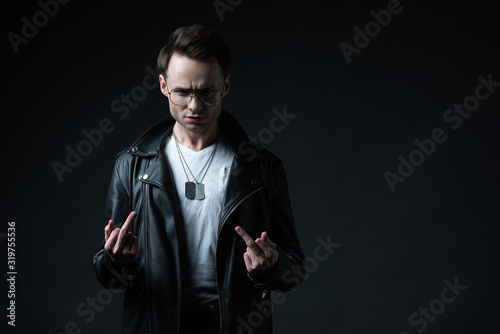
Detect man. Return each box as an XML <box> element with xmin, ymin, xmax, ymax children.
<box><xmin>93</xmin><ymin>25</ymin><xmax>305</xmax><ymax>334</ymax></box>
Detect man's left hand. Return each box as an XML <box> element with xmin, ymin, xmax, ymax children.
<box><xmin>235</xmin><ymin>226</ymin><xmax>279</xmax><ymax>274</ymax></box>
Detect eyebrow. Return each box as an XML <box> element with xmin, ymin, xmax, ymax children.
<box><xmin>170</xmin><ymin>83</ymin><xmax>217</xmax><ymax>90</ymax></box>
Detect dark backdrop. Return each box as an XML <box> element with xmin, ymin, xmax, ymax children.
<box><xmin>2</xmin><ymin>0</ymin><xmax>499</xmax><ymax>333</ymax></box>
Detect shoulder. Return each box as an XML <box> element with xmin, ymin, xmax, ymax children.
<box><xmin>112</xmin><ymin>116</ymin><xmax>176</xmax><ymax>165</ymax></box>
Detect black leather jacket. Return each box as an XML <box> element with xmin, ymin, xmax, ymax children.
<box><xmin>93</xmin><ymin>111</ymin><xmax>305</xmax><ymax>334</ymax></box>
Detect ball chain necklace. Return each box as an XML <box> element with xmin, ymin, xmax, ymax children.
<box><xmin>172</xmin><ymin>132</ymin><xmax>218</xmax><ymax>200</ymax></box>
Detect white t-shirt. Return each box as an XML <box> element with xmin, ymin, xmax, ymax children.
<box><xmin>164</xmin><ymin>134</ymin><xmax>235</xmax><ymax>305</ymax></box>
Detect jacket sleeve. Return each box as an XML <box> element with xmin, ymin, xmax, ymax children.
<box><xmin>93</xmin><ymin>154</ymin><xmax>135</xmax><ymax>290</ymax></box>
<box><xmin>249</xmin><ymin>162</ymin><xmax>306</xmax><ymax>292</ymax></box>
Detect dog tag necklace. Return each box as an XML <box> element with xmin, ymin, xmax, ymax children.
<box><xmin>173</xmin><ymin>132</ymin><xmax>218</xmax><ymax>200</ymax></box>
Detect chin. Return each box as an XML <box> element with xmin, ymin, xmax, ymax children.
<box><xmin>182</xmin><ymin>122</ymin><xmax>212</xmax><ymax>133</ymax></box>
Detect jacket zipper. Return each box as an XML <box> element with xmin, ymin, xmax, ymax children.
<box><xmin>141</xmin><ymin>156</ymin><xmax>155</xmax><ymax>334</ymax></box>
<box><xmin>144</xmin><ymin>181</ymin><xmax>153</xmax><ymax>333</ymax></box>
<box><xmin>215</xmin><ymin>184</ymin><xmax>263</xmax><ymax>334</ymax></box>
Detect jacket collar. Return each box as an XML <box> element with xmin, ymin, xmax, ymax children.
<box><xmin>126</xmin><ymin>110</ymin><xmax>265</xmax><ymax>162</ymax></box>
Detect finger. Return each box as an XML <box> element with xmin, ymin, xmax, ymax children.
<box><xmin>235</xmin><ymin>226</ymin><xmax>256</xmax><ymax>248</ymax></box>
<box><xmin>122</xmin><ymin>235</ymin><xmax>139</xmax><ymax>264</ymax></box>
<box><xmin>246</xmin><ymin>246</ymin><xmax>265</xmax><ymax>267</ymax></box>
<box><xmin>104</xmin><ymin>220</ymin><xmax>114</xmax><ymax>241</ymax></box>
<box><xmin>105</xmin><ymin>228</ymin><xmax>120</xmax><ymax>253</ymax></box>
<box><xmin>243</xmin><ymin>252</ymin><xmax>254</xmax><ymax>272</ymax></box>
<box><xmin>114</xmin><ymin>230</ymin><xmax>133</xmax><ymax>255</ymax></box>
<box><xmin>255</xmin><ymin>238</ymin><xmax>275</xmax><ymax>259</ymax></box>
<box><xmin>261</xmin><ymin>231</ymin><xmax>276</xmax><ymax>249</ymax></box>
<box><xmin>115</xmin><ymin>211</ymin><xmax>138</xmax><ymax>252</ymax></box>
<box><xmin>122</xmin><ymin>232</ymin><xmax>134</xmax><ymax>255</ymax></box>
<box><xmin>121</xmin><ymin>211</ymin><xmax>138</xmax><ymax>233</ymax></box>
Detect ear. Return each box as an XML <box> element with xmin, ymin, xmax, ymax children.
<box><xmin>222</xmin><ymin>74</ymin><xmax>230</xmax><ymax>97</ymax></box>
<box><xmin>159</xmin><ymin>74</ymin><xmax>168</xmax><ymax>96</ymax></box>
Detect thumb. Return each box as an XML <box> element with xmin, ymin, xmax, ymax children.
<box><xmin>105</xmin><ymin>220</ymin><xmax>114</xmax><ymax>241</ymax></box>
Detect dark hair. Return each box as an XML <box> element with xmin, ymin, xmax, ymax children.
<box><xmin>157</xmin><ymin>25</ymin><xmax>231</xmax><ymax>78</ymax></box>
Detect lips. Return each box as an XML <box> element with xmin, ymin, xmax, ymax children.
<box><xmin>185</xmin><ymin>115</ymin><xmax>205</xmax><ymax>124</ymax></box>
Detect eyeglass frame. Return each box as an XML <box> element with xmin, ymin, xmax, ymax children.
<box><xmin>165</xmin><ymin>76</ymin><xmax>227</xmax><ymax>107</ymax></box>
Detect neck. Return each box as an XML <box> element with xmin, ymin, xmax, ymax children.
<box><xmin>173</xmin><ymin>122</ymin><xmax>219</xmax><ymax>152</ymax></box>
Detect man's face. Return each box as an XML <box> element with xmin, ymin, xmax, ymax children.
<box><xmin>160</xmin><ymin>53</ymin><xmax>230</xmax><ymax>134</ymax></box>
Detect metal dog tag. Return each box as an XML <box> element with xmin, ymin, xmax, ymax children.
<box><xmin>185</xmin><ymin>181</ymin><xmax>196</xmax><ymax>200</ymax></box>
<box><xmin>195</xmin><ymin>183</ymin><xmax>205</xmax><ymax>200</ymax></box>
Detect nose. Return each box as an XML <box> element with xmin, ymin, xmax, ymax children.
<box><xmin>187</xmin><ymin>93</ymin><xmax>203</xmax><ymax>111</ymax></box>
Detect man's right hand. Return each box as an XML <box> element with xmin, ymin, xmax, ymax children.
<box><xmin>104</xmin><ymin>211</ymin><xmax>138</xmax><ymax>265</ymax></box>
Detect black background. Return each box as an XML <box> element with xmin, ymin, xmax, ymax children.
<box><xmin>2</xmin><ymin>0</ymin><xmax>500</xmax><ymax>333</ymax></box>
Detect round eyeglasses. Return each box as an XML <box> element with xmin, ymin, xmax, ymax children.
<box><xmin>166</xmin><ymin>79</ymin><xmax>225</xmax><ymax>107</ymax></box>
